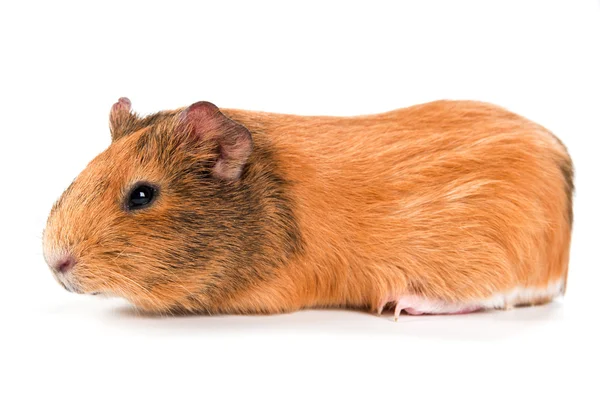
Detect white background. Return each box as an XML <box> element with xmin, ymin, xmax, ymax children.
<box><xmin>1</xmin><ymin>1</ymin><xmax>599</xmax><ymax>397</ymax></box>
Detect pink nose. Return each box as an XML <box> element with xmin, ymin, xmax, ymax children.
<box><xmin>52</xmin><ymin>255</ymin><xmax>75</xmax><ymax>273</ymax></box>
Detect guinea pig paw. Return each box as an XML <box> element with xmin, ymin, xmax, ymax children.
<box><xmin>376</xmin><ymin>296</ymin><xmax>397</xmax><ymax>316</ymax></box>
<box><xmin>376</xmin><ymin>301</ymin><xmax>387</xmax><ymax>316</ymax></box>
<box><xmin>377</xmin><ymin>296</ymin><xmax>425</xmax><ymax>320</ymax></box>
<box><xmin>393</xmin><ymin>298</ymin><xmax>426</xmax><ymax>320</ymax></box>
<box><xmin>393</xmin><ymin>301</ymin><xmax>404</xmax><ymax>321</ymax></box>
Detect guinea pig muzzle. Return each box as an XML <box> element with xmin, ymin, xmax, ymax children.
<box><xmin>44</xmin><ymin>252</ymin><xmax>82</xmax><ymax>294</ymax></box>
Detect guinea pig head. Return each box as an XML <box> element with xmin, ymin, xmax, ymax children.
<box><xmin>43</xmin><ymin>98</ymin><xmax>300</xmax><ymax>313</ymax></box>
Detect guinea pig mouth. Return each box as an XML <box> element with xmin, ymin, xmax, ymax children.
<box><xmin>62</xmin><ymin>281</ymin><xmax>83</xmax><ymax>294</ymax></box>
<box><xmin>52</xmin><ymin>273</ymin><xmax>84</xmax><ymax>294</ymax></box>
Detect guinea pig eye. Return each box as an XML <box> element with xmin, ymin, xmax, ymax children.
<box><xmin>127</xmin><ymin>184</ymin><xmax>157</xmax><ymax>211</ymax></box>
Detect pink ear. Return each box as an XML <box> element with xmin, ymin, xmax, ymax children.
<box><xmin>109</xmin><ymin>97</ymin><xmax>133</xmax><ymax>141</ymax></box>
<box><xmin>112</xmin><ymin>97</ymin><xmax>131</xmax><ymax>113</ymax></box>
<box><xmin>180</xmin><ymin>101</ymin><xmax>253</xmax><ymax>180</ymax></box>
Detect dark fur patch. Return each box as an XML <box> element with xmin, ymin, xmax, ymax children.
<box><xmin>130</xmin><ymin>117</ymin><xmax>304</xmax><ymax>309</ymax></box>
<box><xmin>559</xmin><ymin>158</ymin><xmax>574</xmax><ymax>227</ymax></box>
<box><xmin>548</xmin><ymin>132</ymin><xmax>575</xmax><ymax>227</ymax></box>
<box><xmin>113</xmin><ymin>111</ymin><xmax>179</xmax><ymax>142</ymax></box>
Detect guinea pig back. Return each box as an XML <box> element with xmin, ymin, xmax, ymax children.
<box><xmin>43</xmin><ymin>99</ymin><xmax>573</xmax><ymax>318</ymax></box>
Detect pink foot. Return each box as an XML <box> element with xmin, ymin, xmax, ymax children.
<box><xmin>378</xmin><ymin>294</ymin><xmax>483</xmax><ymax>320</ymax></box>
<box><xmin>404</xmin><ymin>307</ymin><xmax>425</xmax><ymax>315</ymax></box>
<box><xmin>394</xmin><ymin>302</ymin><xmax>403</xmax><ymax>321</ymax></box>
<box><xmin>442</xmin><ymin>307</ymin><xmax>481</xmax><ymax>315</ymax></box>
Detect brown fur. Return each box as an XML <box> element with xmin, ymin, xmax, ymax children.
<box><xmin>43</xmin><ymin>100</ymin><xmax>573</xmax><ymax>315</ymax></box>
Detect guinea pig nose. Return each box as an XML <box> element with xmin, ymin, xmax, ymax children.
<box><xmin>52</xmin><ymin>255</ymin><xmax>76</xmax><ymax>273</ymax></box>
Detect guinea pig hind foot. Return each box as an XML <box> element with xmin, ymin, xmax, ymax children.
<box><xmin>377</xmin><ymin>295</ymin><xmax>482</xmax><ymax>321</ymax></box>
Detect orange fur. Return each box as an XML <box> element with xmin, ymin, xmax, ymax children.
<box><xmin>43</xmin><ymin>100</ymin><xmax>573</xmax><ymax>315</ymax></box>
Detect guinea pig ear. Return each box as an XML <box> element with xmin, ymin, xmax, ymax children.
<box><xmin>109</xmin><ymin>97</ymin><xmax>135</xmax><ymax>141</ymax></box>
<box><xmin>179</xmin><ymin>101</ymin><xmax>253</xmax><ymax>180</ymax></box>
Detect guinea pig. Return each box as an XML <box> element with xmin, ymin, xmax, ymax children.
<box><xmin>43</xmin><ymin>98</ymin><xmax>573</xmax><ymax>319</ymax></box>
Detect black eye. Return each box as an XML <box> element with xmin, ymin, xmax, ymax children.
<box><xmin>127</xmin><ymin>184</ymin><xmax>156</xmax><ymax>210</ymax></box>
